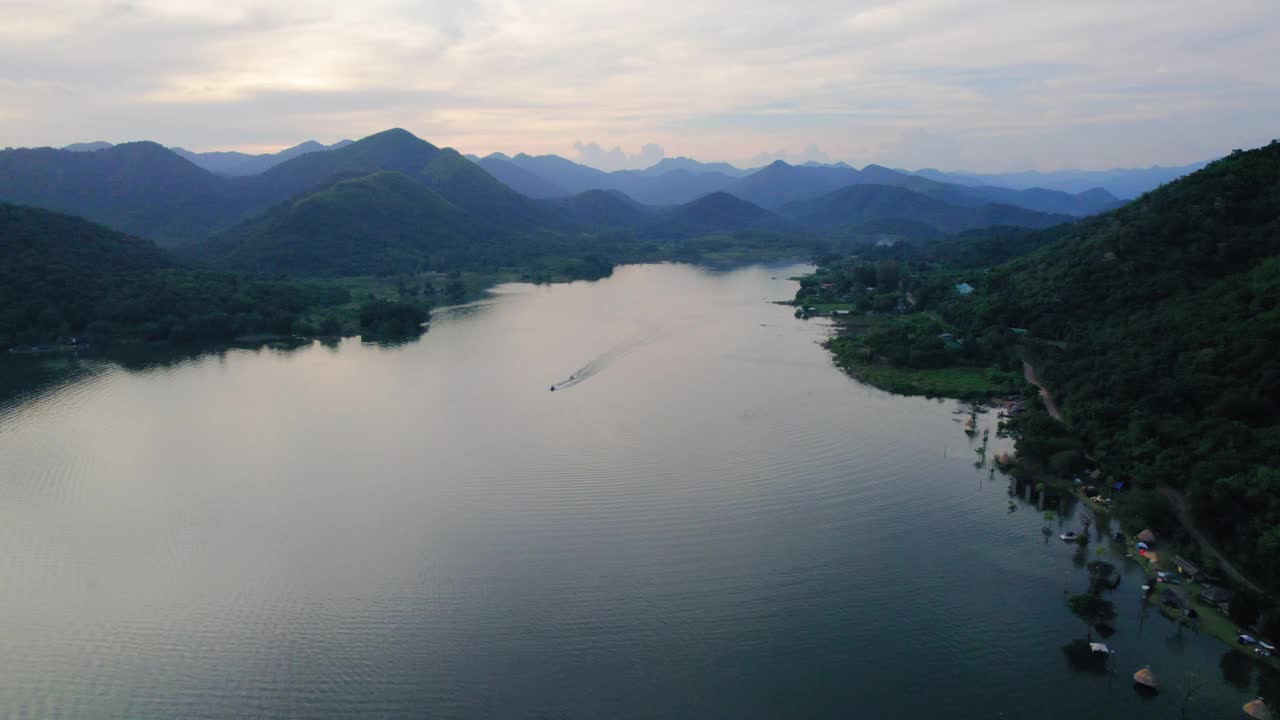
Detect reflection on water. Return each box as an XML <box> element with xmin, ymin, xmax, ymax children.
<box><xmin>0</xmin><ymin>263</ymin><xmax>1270</xmax><ymax>719</ymax></box>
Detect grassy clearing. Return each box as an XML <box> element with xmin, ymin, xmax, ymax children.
<box><xmin>833</xmin><ymin>353</ymin><xmax>1019</xmax><ymax>399</ymax></box>
<box><xmin>1124</xmin><ymin>540</ymin><xmax>1280</xmax><ymax>670</ymax></box>
<box><xmin>1146</xmin><ymin>586</ymin><xmax>1280</xmax><ymax>670</ymax></box>
<box><xmin>823</xmin><ymin>324</ymin><xmax>1021</xmax><ymax>399</ymax></box>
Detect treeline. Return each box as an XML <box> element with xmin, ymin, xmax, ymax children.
<box><xmin>0</xmin><ymin>203</ymin><xmax>353</xmax><ymax>347</ymax></box>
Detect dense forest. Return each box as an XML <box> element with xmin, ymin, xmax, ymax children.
<box><xmin>801</xmin><ymin>140</ymin><xmax>1280</xmax><ymax>587</ymax></box>
<box><xmin>0</xmin><ymin>203</ymin><xmax>355</xmax><ymax>346</ymax></box>
<box><xmin>970</xmin><ymin>141</ymin><xmax>1280</xmax><ymax>586</ymax></box>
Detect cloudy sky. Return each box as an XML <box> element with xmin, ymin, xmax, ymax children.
<box><xmin>2</xmin><ymin>0</ymin><xmax>1276</xmax><ymax>171</ymax></box>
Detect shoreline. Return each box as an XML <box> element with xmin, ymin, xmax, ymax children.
<box><xmin>1019</xmin><ymin>363</ymin><xmax>1277</xmax><ymax>667</ymax></box>
<box><xmin>796</xmin><ymin>280</ymin><xmax>1277</xmax><ymax>667</ymax></box>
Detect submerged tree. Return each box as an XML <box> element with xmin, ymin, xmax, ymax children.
<box><xmin>1068</xmin><ymin>592</ymin><xmax>1117</xmax><ymax>641</ymax></box>
<box><xmin>1087</xmin><ymin>560</ymin><xmax>1117</xmax><ymax>593</ymax></box>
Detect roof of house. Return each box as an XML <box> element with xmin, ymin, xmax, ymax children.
<box><xmin>1200</xmin><ymin>586</ymin><xmax>1234</xmax><ymax>603</ymax></box>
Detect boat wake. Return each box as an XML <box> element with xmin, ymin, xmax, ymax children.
<box><xmin>550</xmin><ymin>331</ymin><xmax>662</xmax><ymax>391</ymax></box>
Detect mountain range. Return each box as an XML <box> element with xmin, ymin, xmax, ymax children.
<box><xmin>480</xmin><ymin>153</ymin><xmax>1124</xmax><ymax>213</ymax></box>
<box><xmin>0</xmin><ymin>127</ymin><xmax>1145</xmax><ymax>279</ymax></box>
<box><xmin>56</xmin><ymin>134</ymin><xmax>1201</xmax><ymax>200</ymax></box>
<box><xmin>777</xmin><ymin>184</ymin><xmax>1073</xmax><ymax>234</ymax></box>
<box><xmin>171</xmin><ymin>140</ymin><xmax>354</xmax><ymax>175</ymax></box>
<box><xmin>910</xmin><ymin>163</ymin><xmax>1208</xmax><ymax>199</ymax></box>
<box><xmin>62</xmin><ymin>138</ymin><xmax>355</xmax><ymax>175</ymax></box>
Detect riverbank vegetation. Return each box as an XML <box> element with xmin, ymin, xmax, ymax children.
<box><xmin>793</xmin><ymin>260</ymin><xmax>1029</xmax><ymax>398</ymax></box>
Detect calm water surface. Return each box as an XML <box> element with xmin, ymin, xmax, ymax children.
<box><xmin>0</xmin><ymin>263</ymin><xmax>1269</xmax><ymax>718</ymax></box>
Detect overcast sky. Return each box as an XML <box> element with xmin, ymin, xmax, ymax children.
<box><xmin>2</xmin><ymin>0</ymin><xmax>1276</xmax><ymax>171</ymax></box>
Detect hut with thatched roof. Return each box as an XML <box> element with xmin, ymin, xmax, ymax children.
<box><xmin>1244</xmin><ymin>698</ymin><xmax>1272</xmax><ymax>720</ymax></box>
<box><xmin>1133</xmin><ymin>666</ymin><xmax>1159</xmax><ymax>690</ymax></box>
<box><xmin>1137</xmin><ymin>529</ymin><xmax>1157</xmax><ymax>544</ymax></box>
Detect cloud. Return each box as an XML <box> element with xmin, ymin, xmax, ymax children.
<box><xmin>0</xmin><ymin>0</ymin><xmax>1277</xmax><ymax>170</ymax></box>
<box><xmin>874</xmin><ymin>129</ymin><xmax>965</xmax><ymax>170</ymax></box>
<box><xmin>572</xmin><ymin>141</ymin><xmax>665</xmax><ymax>171</ymax></box>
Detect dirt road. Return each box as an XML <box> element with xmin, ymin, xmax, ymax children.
<box><xmin>1022</xmin><ymin>361</ymin><xmax>1259</xmax><ymax>591</ymax></box>
<box><xmin>1158</xmin><ymin>486</ymin><xmax>1263</xmax><ymax>593</ymax></box>
<box><xmin>1022</xmin><ymin>361</ymin><xmax>1063</xmax><ymax>422</ymax></box>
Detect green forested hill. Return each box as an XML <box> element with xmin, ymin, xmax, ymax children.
<box><xmin>0</xmin><ymin>203</ymin><xmax>350</xmax><ymax>346</ymax></box>
<box><xmin>546</xmin><ymin>190</ymin><xmax>653</xmax><ymax>229</ymax></box>
<box><xmin>648</xmin><ymin>192</ymin><xmax>794</xmax><ymax>236</ymax></box>
<box><xmin>0</xmin><ymin>129</ymin><xmax>557</xmax><ymax>247</ymax></box>
<box><xmin>249</xmin><ymin>130</ymin><xmax>554</xmax><ymax>229</ymax></box>
<box><xmin>973</xmin><ymin>141</ymin><xmax>1280</xmax><ymax>583</ymax></box>
<box><xmin>189</xmin><ymin>171</ymin><xmax>485</xmax><ymax>276</ymax></box>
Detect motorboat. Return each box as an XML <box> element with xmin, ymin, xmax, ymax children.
<box><xmin>1060</xmin><ymin>531</ymin><xmax>1078</xmax><ymax>542</ymax></box>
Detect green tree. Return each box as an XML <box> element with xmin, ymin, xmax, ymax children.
<box><xmin>875</xmin><ymin>260</ymin><xmax>901</xmax><ymax>290</ymax></box>
<box><xmin>1086</xmin><ymin>560</ymin><xmax>1117</xmax><ymax>592</ymax></box>
<box><xmin>446</xmin><ymin>278</ymin><xmax>467</xmax><ymax>303</ymax></box>
<box><xmin>1067</xmin><ymin>592</ymin><xmax>1116</xmax><ymax>641</ymax></box>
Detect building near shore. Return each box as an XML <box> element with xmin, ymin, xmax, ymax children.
<box><xmin>1174</xmin><ymin>555</ymin><xmax>1203</xmax><ymax>581</ymax></box>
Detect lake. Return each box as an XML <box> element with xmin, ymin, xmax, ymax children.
<box><xmin>0</xmin><ymin>262</ymin><xmax>1270</xmax><ymax>718</ymax></box>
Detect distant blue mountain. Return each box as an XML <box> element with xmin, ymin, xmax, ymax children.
<box><xmin>60</xmin><ymin>139</ymin><xmax>354</xmax><ymax>175</ymax></box>
<box><xmin>61</xmin><ymin>141</ymin><xmax>113</xmax><ymax>152</ymax></box>
<box><xmin>726</xmin><ymin>161</ymin><xmax>863</xmax><ymax>208</ymax></box>
<box><xmin>486</xmin><ymin>152</ymin><xmax>1118</xmax><ymax>215</ymax></box>
<box><xmin>778</xmin><ymin>183</ymin><xmax>1074</xmax><ymax>234</ymax></box>
<box><xmin>476</xmin><ymin>154</ymin><xmax>569</xmax><ymax>198</ymax></box>
<box><xmin>909</xmin><ymin>163</ymin><xmax>1208</xmax><ymax>200</ymax></box>
<box><xmin>637</xmin><ymin>157</ymin><xmax>751</xmax><ymax>178</ymax></box>
<box><xmin>505</xmin><ymin>153</ymin><xmax>737</xmax><ymax>205</ymax></box>
<box><xmin>171</xmin><ymin>140</ymin><xmax>354</xmax><ymax>175</ymax></box>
